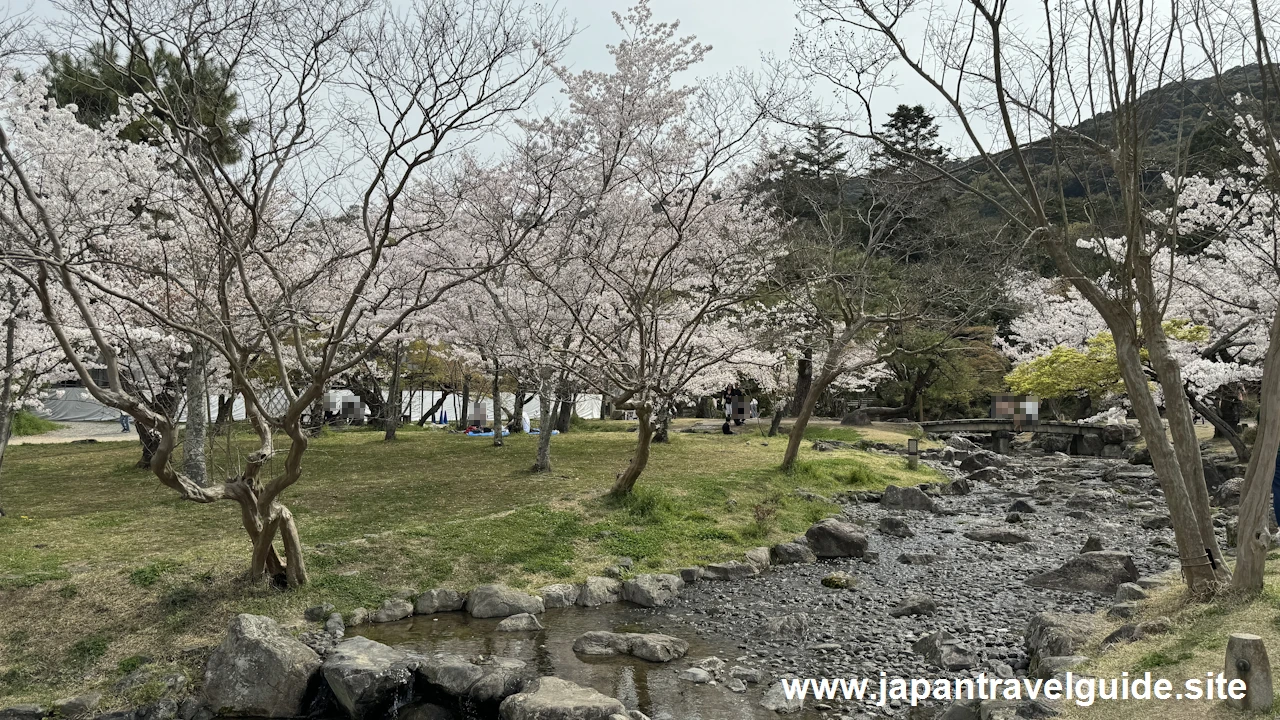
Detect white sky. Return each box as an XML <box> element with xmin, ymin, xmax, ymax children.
<box><xmin>555</xmin><ymin>0</ymin><xmax>798</xmax><ymax>77</ymax></box>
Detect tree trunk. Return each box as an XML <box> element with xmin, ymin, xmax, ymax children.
<box><xmin>213</xmin><ymin>390</ymin><xmax>236</xmax><ymax>435</ymax></box>
<box><xmin>136</xmin><ymin>425</ymin><xmax>163</xmax><ymax>469</ymax></box>
<box><xmin>611</xmin><ymin>406</ymin><xmax>653</xmax><ymax>496</ymax></box>
<box><xmin>349</xmin><ymin>371</ymin><xmax>385</xmax><ymax>427</ymax></box>
<box><xmin>783</xmin><ymin>374</ymin><xmax>826</xmax><ymax>471</ymax></box>
<box><xmin>1113</xmin><ymin>328</ymin><xmax>1227</xmax><ymax>595</ymax></box>
<box><xmin>417</xmin><ymin>391</ymin><xmax>451</xmax><ymax>426</ymax></box>
<box><xmin>1187</xmin><ymin>391</ymin><xmax>1250</xmax><ymax>463</ymax></box>
<box><xmin>183</xmin><ymin>339</ymin><xmax>209</xmax><ymax>486</ymax></box>
<box><xmin>1215</xmin><ymin>384</ymin><xmax>1243</xmax><ymax>438</ymax></box>
<box><xmin>0</xmin><ymin>407</ymin><xmax>11</xmax><ymax>518</ymax></box>
<box><xmin>307</xmin><ymin>394</ymin><xmax>325</xmax><ymax>437</ymax></box>
<box><xmin>492</xmin><ymin>366</ymin><xmax>503</xmax><ymax>447</ymax></box>
<box><xmin>458</xmin><ymin>381</ymin><xmax>470</xmax><ymax>430</ymax></box>
<box><xmin>1231</xmin><ymin>311</ymin><xmax>1280</xmax><ymax>593</ymax></box>
<box><xmin>789</xmin><ymin>350</ymin><xmax>813</xmax><ymax>415</ymax></box>
<box><xmin>555</xmin><ymin>392</ymin><xmax>574</xmax><ymax>433</ymax></box>
<box><xmin>384</xmin><ymin>340</ymin><xmax>403</xmax><ymax>441</ymax></box>
<box><xmin>1139</xmin><ymin>299</ymin><xmax>1230</xmax><ymax>586</ymax></box>
<box><xmin>768</xmin><ymin>405</ymin><xmax>784</xmax><ymax>437</ymax></box>
<box><xmin>0</xmin><ymin>306</ymin><xmax>16</xmax><ymax>517</ymax></box>
<box><xmin>534</xmin><ymin>393</ymin><xmax>554</xmax><ymax>472</ymax></box>
<box><xmin>653</xmin><ymin>404</ymin><xmax>671</xmax><ymax>443</ymax></box>
<box><xmin>512</xmin><ymin>387</ymin><xmax>526</xmax><ymax>433</ymax></box>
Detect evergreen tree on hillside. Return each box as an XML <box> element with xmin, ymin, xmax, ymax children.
<box><xmin>872</xmin><ymin>104</ymin><xmax>947</xmax><ymax>168</ymax></box>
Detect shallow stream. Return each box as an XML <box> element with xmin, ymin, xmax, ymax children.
<box><xmin>355</xmin><ymin>602</ymin><xmax>824</xmax><ymax>720</ymax></box>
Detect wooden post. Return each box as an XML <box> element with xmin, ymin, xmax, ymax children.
<box><xmin>1225</xmin><ymin>633</ymin><xmax>1273</xmax><ymax>711</ymax></box>
<box><xmin>907</xmin><ymin>438</ymin><xmax>919</xmax><ymax>470</ymax></box>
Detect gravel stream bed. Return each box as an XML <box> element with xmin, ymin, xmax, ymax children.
<box><xmin>643</xmin><ymin>448</ymin><xmax>1182</xmax><ymax>718</ymax></box>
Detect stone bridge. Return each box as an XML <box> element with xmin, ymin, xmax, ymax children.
<box><xmin>918</xmin><ymin>418</ymin><xmax>1139</xmax><ymax>455</ymax></box>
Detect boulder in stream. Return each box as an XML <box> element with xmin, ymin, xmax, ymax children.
<box><xmin>466</xmin><ymin>584</ymin><xmax>544</xmax><ymax>618</ymax></box>
<box><xmin>322</xmin><ymin>637</ymin><xmax>418</xmax><ymax>720</ymax></box>
<box><xmin>498</xmin><ymin>677</ymin><xmax>626</xmax><ymax>720</ymax></box>
<box><xmin>620</xmin><ymin>574</ymin><xmax>683</xmax><ymax>608</ymax></box>
<box><xmin>571</xmin><ymin>631</ymin><xmax>688</xmax><ymax>662</ymax></box>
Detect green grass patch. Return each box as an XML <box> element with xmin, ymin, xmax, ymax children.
<box><xmin>0</xmin><ymin>420</ymin><xmax>937</xmax><ymax>705</ymax></box>
<box><xmin>1134</xmin><ymin>650</ymin><xmax>1195</xmax><ymax>671</ymax></box>
<box><xmin>11</xmin><ymin>411</ymin><xmax>61</xmax><ymax>437</ymax></box>
<box><xmin>128</xmin><ymin>561</ymin><xmax>181</xmax><ymax>588</ymax></box>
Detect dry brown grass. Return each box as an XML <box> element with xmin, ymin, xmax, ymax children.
<box><xmin>1061</xmin><ymin>555</ymin><xmax>1280</xmax><ymax>719</ymax></box>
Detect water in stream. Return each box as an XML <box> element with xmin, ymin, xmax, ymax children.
<box><xmin>355</xmin><ymin>603</ymin><xmax>825</xmax><ymax>720</ymax></box>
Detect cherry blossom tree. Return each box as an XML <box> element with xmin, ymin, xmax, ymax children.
<box><xmin>793</xmin><ymin>0</ymin><xmax>1246</xmax><ymax>594</ymax></box>
<box><xmin>1</xmin><ymin>0</ymin><xmax>570</xmax><ymax>586</ymax></box>
<box><xmin>514</xmin><ymin>2</ymin><xmax>780</xmax><ymax>495</ymax></box>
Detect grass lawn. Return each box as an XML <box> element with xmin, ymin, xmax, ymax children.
<box><xmin>1057</xmin><ymin>553</ymin><xmax>1280</xmax><ymax>719</ymax></box>
<box><xmin>0</xmin><ymin>419</ymin><xmax>935</xmax><ymax>709</ymax></box>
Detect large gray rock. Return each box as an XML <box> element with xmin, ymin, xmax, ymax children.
<box><xmin>372</xmin><ymin>598</ymin><xmax>414</xmax><ymax>623</ymax></box>
<box><xmin>621</xmin><ymin>574</ymin><xmax>683</xmax><ymax>608</ymax></box>
<box><xmin>889</xmin><ymin>595</ymin><xmax>937</xmax><ymax>617</ymax></box>
<box><xmin>497</xmin><ymin>613</ymin><xmax>544</xmax><ymax>632</ymax></box>
<box><xmin>322</xmin><ymin>637</ymin><xmax>417</xmax><ymax>720</ymax></box>
<box><xmin>417</xmin><ymin>654</ymin><xmax>531</xmax><ymax>705</ymax></box>
<box><xmin>204</xmin><ymin>614</ymin><xmax>322</xmax><ymax>718</ymax></box>
<box><xmin>879</xmin><ymin>516</ymin><xmax>914</xmax><ymax>538</ymax></box>
<box><xmin>415</xmin><ymin>589</ymin><xmax>466</xmax><ymax>615</ymax></box>
<box><xmin>467</xmin><ymin>584</ymin><xmax>545</xmax><ymax>618</ymax></box>
<box><xmin>804</xmin><ymin>518</ymin><xmax>869</xmax><ymax>558</ymax></box>
<box><xmin>1033</xmin><ymin>656</ymin><xmax>1089</xmax><ymax>680</ymax></box>
<box><xmin>1024</xmin><ymin>551</ymin><xmax>1138</xmax><ymax>595</ymax></box>
<box><xmin>758</xmin><ymin>613</ymin><xmax>809</xmax><ymax>639</ymax></box>
<box><xmin>577</xmin><ymin>576</ymin><xmax>622</xmax><ymax>606</ymax></box>
<box><xmin>571</xmin><ymin>631</ymin><xmax>688</xmax><ymax>662</ymax></box>
<box><xmin>958</xmin><ymin>450</ymin><xmax>1009</xmax><ymax>472</ymax></box>
<box><xmin>499</xmin><ymin>677</ymin><xmax>626</xmax><ymax>720</ymax></box>
<box><xmin>912</xmin><ymin>631</ymin><xmax>978</xmax><ymax>671</ymax></box>
<box><xmin>0</xmin><ymin>706</ymin><xmax>45</xmax><ymax>720</ymax></box>
<box><xmin>51</xmin><ymin>694</ymin><xmax>101</xmax><ymax>719</ymax></box>
<box><xmin>880</xmin><ymin>485</ymin><xmax>937</xmax><ymax>513</ymax></box>
<box><xmin>538</xmin><ymin>583</ymin><xmax>580</xmax><ymax>609</ymax></box>
<box><xmin>963</xmin><ymin>528</ymin><xmax>1030</xmax><ymax>544</ymax></box>
<box><xmin>770</xmin><ymin>542</ymin><xmax>816</xmax><ymax>565</ymax></box>
<box><xmin>759</xmin><ymin>682</ymin><xmax>804</xmax><ymax>714</ymax></box>
<box><xmin>744</xmin><ymin>546</ymin><xmax>771</xmax><ymax>570</ymax></box>
<box><xmin>701</xmin><ymin>561</ymin><xmax>759</xmax><ymax>580</ymax></box>
<box><xmin>1024</xmin><ymin>613</ymin><xmax>1097</xmax><ymax>661</ymax></box>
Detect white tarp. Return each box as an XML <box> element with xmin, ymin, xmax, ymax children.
<box><xmin>37</xmin><ymin>385</ymin><xmax>602</xmax><ymax>424</ymax></box>
<box><xmin>36</xmin><ymin>386</ymin><xmax>249</xmax><ymax>423</ymax></box>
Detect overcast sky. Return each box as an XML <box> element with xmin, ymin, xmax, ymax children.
<box><xmin>556</xmin><ymin>0</ymin><xmax>798</xmax><ymax>77</ymax></box>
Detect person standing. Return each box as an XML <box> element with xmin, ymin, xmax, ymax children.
<box><xmin>119</xmin><ymin>411</ymin><xmax>131</xmax><ymax>432</ymax></box>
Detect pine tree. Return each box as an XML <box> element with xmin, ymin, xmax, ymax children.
<box><xmin>872</xmin><ymin>104</ymin><xmax>946</xmax><ymax>167</ymax></box>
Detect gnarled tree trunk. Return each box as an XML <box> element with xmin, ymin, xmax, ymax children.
<box><xmin>183</xmin><ymin>339</ymin><xmax>209</xmax><ymax>486</ymax></box>
<box><xmin>789</xmin><ymin>350</ymin><xmax>813</xmax><ymax>416</ymax></box>
<box><xmin>611</xmin><ymin>405</ymin><xmax>652</xmax><ymax>496</ymax></box>
<box><xmin>1231</xmin><ymin>310</ymin><xmax>1280</xmax><ymax>593</ymax></box>
<box><xmin>653</xmin><ymin>404</ymin><xmax>671</xmax><ymax>443</ymax></box>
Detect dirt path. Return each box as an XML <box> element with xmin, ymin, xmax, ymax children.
<box><xmin>13</xmin><ymin>421</ymin><xmax>138</xmax><ymax>445</ymax></box>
